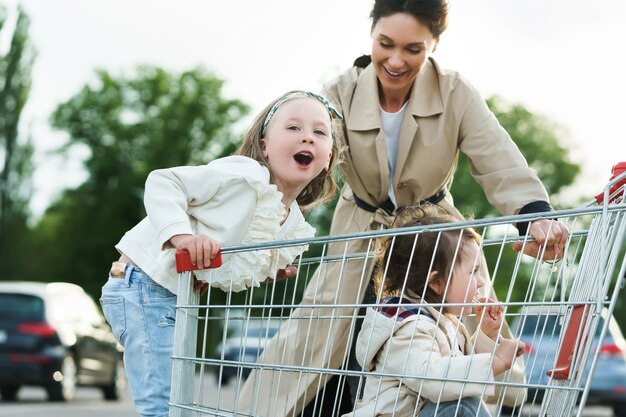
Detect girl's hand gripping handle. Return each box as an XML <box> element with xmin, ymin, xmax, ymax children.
<box><xmin>175</xmin><ymin>249</ymin><xmax>222</xmax><ymax>272</ymax></box>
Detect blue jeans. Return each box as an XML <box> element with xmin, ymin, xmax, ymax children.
<box><xmin>100</xmin><ymin>264</ymin><xmax>176</xmax><ymax>417</ymax></box>
<box><xmin>419</xmin><ymin>397</ymin><xmax>491</xmax><ymax>417</ymax></box>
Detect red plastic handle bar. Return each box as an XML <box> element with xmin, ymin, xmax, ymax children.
<box><xmin>595</xmin><ymin>162</ymin><xmax>626</xmax><ymax>205</ymax></box>
<box><xmin>175</xmin><ymin>249</ymin><xmax>222</xmax><ymax>272</ymax></box>
<box><xmin>546</xmin><ymin>305</ymin><xmax>590</xmax><ymax>380</ymax></box>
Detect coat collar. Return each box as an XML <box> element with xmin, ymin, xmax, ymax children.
<box><xmin>347</xmin><ymin>57</ymin><xmax>444</xmax><ymax>132</ymax></box>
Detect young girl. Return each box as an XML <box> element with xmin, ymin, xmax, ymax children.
<box><xmin>347</xmin><ymin>205</ymin><xmax>526</xmax><ymax>417</ymax></box>
<box><xmin>99</xmin><ymin>90</ymin><xmax>342</xmax><ymax>417</ymax></box>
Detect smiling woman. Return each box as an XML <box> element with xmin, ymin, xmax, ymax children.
<box><xmin>238</xmin><ymin>1</ymin><xmax>570</xmax><ymax>416</ymax></box>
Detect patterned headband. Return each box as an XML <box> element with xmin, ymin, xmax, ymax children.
<box><xmin>261</xmin><ymin>91</ymin><xmax>343</xmax><ymax>138</ymax></box>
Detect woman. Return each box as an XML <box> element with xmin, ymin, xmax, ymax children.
<box><xmin>239</xmin><ymin>1</ymin><xmax>568</xmax><ymax>416</ymax></box>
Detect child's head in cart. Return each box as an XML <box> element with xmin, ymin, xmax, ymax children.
<box><xmin>374</xmin><ymin>204</ymin><xmax>487</xmax><ymax>318</ymax></box>
<box><xmin>372</xmin><ymin>204</ymin><xmax>525</xmax><ymax>368</ymax></box>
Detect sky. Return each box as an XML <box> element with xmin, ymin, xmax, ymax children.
<box><xmin>4</xmin><ymin>0</ymin><xmax>626</xmax><ymax>218</ymax></box>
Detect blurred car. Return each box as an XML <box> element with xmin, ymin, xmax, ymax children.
<box><xmin>213</xmin><ymin>319</ymin><xmax>280</xmax><ymax>384</ymax></box>
<box><xmin>0</xmin><ymin>281</ymin><xmax>124</xmax><ymax>402</ymax></box>
<box><xmin>511</xmin><ymin>306</ymin><xmax>626</xmax><ymax>417</ymax></box>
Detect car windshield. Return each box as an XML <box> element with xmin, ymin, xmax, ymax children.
<box><xmin>0</xmin><ymin>293</ymin><xmax>44</xmax><ymax>321</ymax></box>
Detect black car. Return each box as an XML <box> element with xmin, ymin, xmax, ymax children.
<box><xmin>0</xmin><ymin>281</ymin><xmax>125</xmax><ymax>402</ymax></box>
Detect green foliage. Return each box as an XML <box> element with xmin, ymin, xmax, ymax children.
<box><xmin>26</xmin><ymin>66</ymin><xmax>249</xmax><ymax>296</ymax></box>
<box><xmin>0</xmin><ymin>5</ymin><xmax>35</xmax><ymax>280</ymax></box>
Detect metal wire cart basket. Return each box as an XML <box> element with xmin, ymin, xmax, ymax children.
<box><xmin>169</xmin><ymin>163</ymin><xmax>626</xmax><ymax>417</ymax></box>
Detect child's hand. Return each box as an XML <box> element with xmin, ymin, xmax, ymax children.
<box><xmin>475</xmin><ymin>297</ymin><xmax>503</xmax><ymax>341</ymax></box>
<box><xmin>193</xmin><ymin>278</ymin><xmax>209</xmax><ymax>296</ymax></box>
<box><xmin>492</xmin><ymin>338</ymin><xmax>526</xmax><ymax>376</ymax></box>
<box><xmin>170</xmin><ymin>234</ymin><xmax>221</xmax><ymax>270</ymax></box>
<box><xmin>264</xmin><ymin>265</ymin><xmax>298</xmax><ymax>284</ymax></box>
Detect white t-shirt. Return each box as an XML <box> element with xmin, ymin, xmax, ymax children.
<box><xmin>380</xmin><ymin>102</ymin><xmax>408</xmax><ymax>207</ymax></box>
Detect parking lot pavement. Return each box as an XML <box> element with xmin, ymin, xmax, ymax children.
<box><xmin>0</xmin><ymin>376</ymin><xmax>616</xmax><ymax>417</ymax></box>
<box><xmin>0</xmin><ymin>384</ymin><xmax>135</xmax><ymax>417</ymax></box>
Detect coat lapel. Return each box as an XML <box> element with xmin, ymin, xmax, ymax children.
<box><xmin>394</xmin><ymin>58</ymin><xmax>445</xmax><ymax>189</ymax></box>
<box><xmin>348</xmin><ymin>65</ymin><xmax>390</xmax><ymax>202</ymax></box>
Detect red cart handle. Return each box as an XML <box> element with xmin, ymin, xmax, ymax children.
<box><xmin>546</xmin><ymin>305</ymin><xmax>590</xmax><ymax>380</ymax></box>
<box><xmin>175</xmin><ymin>249</ymin><xmax>222</xmax><ymax>272</ymax></box>
<box><xmin>595</xmin><ymin>162</ymin><xmax>626</xmax><ymax>205</ymax></box>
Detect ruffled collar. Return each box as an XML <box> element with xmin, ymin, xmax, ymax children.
<box><xmin>194</xmin><ymin>170</ymin><xmax>315</xmax><ymax>292</ymax></box>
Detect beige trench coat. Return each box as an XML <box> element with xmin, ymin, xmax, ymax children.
<box><xmin>237</xmin><ymin>58</ymin><xmax>544</xmax><ymax>417</ymax></box>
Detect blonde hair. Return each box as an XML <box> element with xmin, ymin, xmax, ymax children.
<box><xmin>373</xmin><ymin>204</ymin><xmax>481</xmax><ymax>302</ymax></box>
<box><xmin>236</xmin><ymin>90</ymin><xmax>344</xmax><ymax>210</ymax></box>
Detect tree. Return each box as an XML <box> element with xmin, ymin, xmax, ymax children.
<box><xmin>0</xmin><ymin>5</ymin><xmax>35</xmax><ymax>279</ymax></box>
<box><xmin>27</xmin><ymin>66</ymin><xmax>249</xmax><ymax>296</ymax></box>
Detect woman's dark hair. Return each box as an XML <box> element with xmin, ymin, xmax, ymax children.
<box><xmin>371</xmin><ymin>0</ymin><xmax>449</xmax><ymax>39</ymax></box>
<box><xmin>372</xmin><ymin>204</ymin><xmax>481</xmax><ymax>304</ymax></box>
<box><xmin>354</xmin><ymin>0</ymin><xmax>449</xmax><ymax>69</ymax></box>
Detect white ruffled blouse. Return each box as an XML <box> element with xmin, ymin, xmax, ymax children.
<box><xmin>115</xmin><ymin>156</ymin><xmax>316</xmax><ymax>294</ymax></box>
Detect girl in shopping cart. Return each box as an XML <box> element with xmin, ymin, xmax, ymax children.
<box><xmin>99</xmin><ymin>90</ymin><xmax>342</xmax><ymax>417</ymax></box>
<box><xmin>348</xmin><ymin>205</ymin><xmax>526</xmax><ymax>417</ymax></box>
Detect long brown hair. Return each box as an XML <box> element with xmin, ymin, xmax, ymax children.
<box><xmin>236</xmin><ymin>91</ymin><xmax>343</xmax><ymax>210</ymax></box>
<box><xmin>373</xmin><ymin>204</ymin><xmax>481</xmax><ymax>303</ymax></box>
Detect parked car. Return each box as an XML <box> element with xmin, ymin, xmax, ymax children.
<box><xmin>0</xmin><ymin>281</ymin><xmax>124</xmax><ymax>402</ymax></box>
<box><xmin>511</xmin><ymin>306</ymin><xmax>626</xmax><ymax>417</ymax></box>
<box><xmin>213</xmin><ymin>319</ymin><xmax>280</xmax><ymax>384</ymax></box>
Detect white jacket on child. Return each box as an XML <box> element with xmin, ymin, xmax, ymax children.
<box><xmin>345</xmin><ymin>298</ymin><xmax>527</xmax><ymax>417</ymax></box>
<box><xmin>116</xmin><ymin>156</ymin><xmax>315</xmax><ymax>294</ymax></box>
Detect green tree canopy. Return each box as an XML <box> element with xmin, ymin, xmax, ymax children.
<box><xmin>27</xmin><ymin>66</ymin><xmax>249</xmax><ymax>296</ymax></box>
<box><xmin>0</xmin><ymin>5</ymin><xmax>35</xmax><ymax>279</ymax></box>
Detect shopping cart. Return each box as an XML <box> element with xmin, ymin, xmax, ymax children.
<box><xmin>169</xmin><ymin>163</ymin><xmax>626</xmax><ymax>417</ymax></box>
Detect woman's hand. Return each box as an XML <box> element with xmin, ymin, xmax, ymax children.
<box><xmin>492</xmin><ymin>339</ymin><xmax>526</xmax><ymax>376</ymax></box>
<box><xmin>475</xmin><ymin>297</ymin><xmax>503</xmax><ymax>341</ymax></box>
<box><xmin>264</xmin><ymin>265</ymin><xmax>298</xmax><ymax>284</ymax></box>
<box><xmin>512</xmin><ymin>219</ymin><xmax>569</xmax><ymax>261</ymax></box>
<box><xmin>170</xmin><ymin>234</ymin><xmax>221</xmax><ymax>270</ymax></box>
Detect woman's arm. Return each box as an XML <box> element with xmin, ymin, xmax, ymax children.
<box><xmin>456</xmin><ymin>81</ymin><xmax>569</xmax><ymax>259</ymax></box>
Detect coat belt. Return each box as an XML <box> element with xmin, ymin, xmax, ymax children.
<box><xmin>352</xmin><ymin>189</ymin><xmax>446</xmax><ymax>228</ymax></box>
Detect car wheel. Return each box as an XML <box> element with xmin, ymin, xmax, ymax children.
<box><xmin>103</xmin><ymin>359</ymin><xmax>126</xmax><ymax>400</ymax></box>
<box><xmin>0</xmin><ymin>385</ymin><xmax>20</xmax><ymax>401</ymax></box>
<box><xmin>613</xmin><ymin>402</ymin><xmax>626</xmax><ymax>417</ymax></box>
<box><xmin>47</xmin><ymin>354</ymin><xmax>77</xmax><ymax>402</ymax></box>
